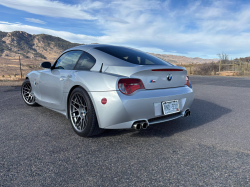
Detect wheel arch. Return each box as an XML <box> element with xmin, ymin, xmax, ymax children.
<box><xmin>66</xmin><ymin>85</ymin><xmax>80</xmax><ymax>119</ymax></box>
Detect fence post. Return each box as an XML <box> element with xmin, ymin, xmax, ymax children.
<box><xmin>239</xmin><ymin>59</ymin><xmax>241</xmax><ymax>71</ymax></box>
<box><xmin>19</xmin><ymin>56</ymin><xmax>22</xmax><ymax>78</ymax></box>
<box><xmin>190</xmin><ymin>66</ymin><xmax>192</xmax><ymax>75</ymax></box>
<box><xmin>233</xmin><ymin>61</ymin><xmax>235</xmax><ymax>71</ymax></box>
<box><xmin>219</xmin><ymin>60</ymin><xmax>221</xmax><ymax>72</ymax></box>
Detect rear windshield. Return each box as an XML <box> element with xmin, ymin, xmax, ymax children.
<box><xmin>95</xmin><ymin>46</ymin><xmax>170</xmax><ymax>65</ymax></box>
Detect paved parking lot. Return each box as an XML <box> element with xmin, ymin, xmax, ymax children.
<box><xmin>1</xmin><ymin>76</ymin><xmax>250</xmax><ymax>186</ymax></box>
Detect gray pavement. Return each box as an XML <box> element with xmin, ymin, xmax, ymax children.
<box><xmin>1</xmin><ymin>76</ymin><xmax>250</xmax><ymax>186</ymax></box>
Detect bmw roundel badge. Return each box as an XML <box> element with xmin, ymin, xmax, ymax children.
<box><xmin>167</xmin><ymin>74</ymin><xmax>172</xmax><ymax>81</ymax></box>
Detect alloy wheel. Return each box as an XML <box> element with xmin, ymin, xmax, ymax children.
<box><xmin>70</xmin><ymin>93</ymin><xmax>88</xmax><ymax>132</ymax></box>
<box><xmin>22</xmin><ymin>82</ymin><xmax>35</xmax><ymax>104</ymax></box>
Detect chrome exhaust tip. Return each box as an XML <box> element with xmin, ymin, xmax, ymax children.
<box><xmin>132</xmin><ymin>123</ymin><xmax>142</xmax><ymax>130</ymax></box>
<box><xmin>141</xmin><ymin>122</ymin><xmax>148</xmax><ymax>129</ymax></box>
<box><xmin>184</xmin><ymin>109</ymin><xmax>191</xmax><ymax>117</ymax></box>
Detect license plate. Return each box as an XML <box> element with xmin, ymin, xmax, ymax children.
<box><xmin>162</xmin><ymin>100</ymin><xmax>179</xmax><ymax>115</ymax></box>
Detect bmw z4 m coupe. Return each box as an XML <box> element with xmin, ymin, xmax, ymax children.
<box><xmin>21</xmin><ymin>44</ymin><xmax>194</xmax><ymax>137</ymax></box>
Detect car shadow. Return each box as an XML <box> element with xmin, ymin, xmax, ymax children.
<box><xmin>93</xmin><ymin>99</ymin><xmax>232</xmax><ymax>138</ymax></box>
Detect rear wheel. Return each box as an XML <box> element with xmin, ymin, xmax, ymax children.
<box><xmin>69</xmin><ymin>87</ymin><xmax>104</xmax><ymax>137</ymax></box>
<box><xmin>21</xmin><ymin>79</ymin><xmax>38</xmax><ymax>106</ymax></box>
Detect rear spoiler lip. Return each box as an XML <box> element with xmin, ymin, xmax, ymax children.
<box><xmin>151</xmin><ymin>69</ymin><xmax>183</xmax><ymax>71</ymax></box>
<box><xmin>104</xmin><ymin>65</ymin><xmax>186</xmax><ymax>77</ymax></box>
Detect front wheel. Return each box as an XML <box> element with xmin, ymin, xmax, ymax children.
<box><xmin>21</xmin><ymin>79</ymin><xmax>38</xmax><ymax>106</ymax></box>
<box><xmin>69</xmin><ymin>87</ymin><xmax>104</xmax><ymax>137</ymax></box>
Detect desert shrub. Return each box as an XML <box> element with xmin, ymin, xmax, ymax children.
<box><xmin>19</xmin><ymin>53</ymin><xmax>29</xmax><ymax>58</ymax></box>
<box><xmin>0</xmin><ymin>31</ymin><xmax>7</xmax><ymax>39</ymax></box>
<box><xmin>193</xmin><ymin>63</ymin><xmax>219</xmax><ymax>75</ymax></box>
<box><xmin>33</xmin><ymin>52</ymin><xmax>46</xmax><ymax>59</ymax></box>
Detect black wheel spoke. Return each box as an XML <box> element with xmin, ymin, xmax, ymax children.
<box><xmin>76</xmin><ymin>94</ymin><xmax>83</xmax><ymax>105</ymax></box>
<box><xmin>71</xmin><ymin>111</ymin><xmax>78</xmax><ymax>115</ymax></box>
<box><xmin>76</xmin><ymin>116</ymin><xmax>81</xmax><ymax>124</ymax></box>
<box><xmin>80</xmin><ymin>118</ymin><xmax>84</xmax><ymax>130</ymax></box>
<box><xmin>72</xmin><ymin>100</ymin><xmax>81</xmax><ymax>107</ymax></box>
<box><xmin>83</xmin><ymin>117</ymin><xmax>88</xmax><ymax>127</ymax></box>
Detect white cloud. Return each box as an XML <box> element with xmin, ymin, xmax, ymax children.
<box><xmin>1</xmin><ymin>0</ymin><xmax>250</xmax><ymax>58</ymax></box>
<box><xmin>0</xmin><ymin>0</ymin><xmax>96</xmax><ymax>20</ymax></box>
<box><xmin>0</xmin><ymin>21</ymin><xmax>101</xmax><ymax>43</ymax></box>
<box><xmin>106</xmin><ymin>17</ymin><xmax>129</xmax><ymax>24</ymax></box>
<box><xmin>25</xmin><ymin>18</ymin><xmax>46</xmax><ymax>24</ymax></box>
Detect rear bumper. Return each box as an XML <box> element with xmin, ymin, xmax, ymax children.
<box><xmin>89</xmin><ymin>86</ymin><xmax>194</xmax><ymax>129</ymax></box>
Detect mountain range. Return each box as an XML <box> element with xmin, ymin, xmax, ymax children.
<box><xmin>0</xmin><ymin>31</ymin><xmax>217</xmax><ymax>64</ymax></box>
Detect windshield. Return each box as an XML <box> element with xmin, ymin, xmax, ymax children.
<box><xmin>95</xmin><ymin>46</ymin><xmax>170</xmax><ymax>66</ymax></box>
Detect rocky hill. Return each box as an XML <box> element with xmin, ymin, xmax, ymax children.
<box><xmin>0</xmin><ymin>31</ymin><xmax>81</xmax><ymax>61</ymax></box>
<box><xmin>150</xmin><ymin>53</ymin><xmax>218</xmax><ymax>64</ymax></box>
<box><xmin>0</xmin><ymin>30</ymin><xmax>217</xmax><ymax>64</ymax></box>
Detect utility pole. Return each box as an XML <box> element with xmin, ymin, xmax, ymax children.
<box><xmin>19</xmin><ymin>56</ymin><xmax>22</xmax><ymax>78</ymax></box>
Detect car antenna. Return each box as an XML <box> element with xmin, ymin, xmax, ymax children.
<box><xmin>99</xmin><ymin>63</ymin><xmax>103</xmax><ymax>73</ymax></box>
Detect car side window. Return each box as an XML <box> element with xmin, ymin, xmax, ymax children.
<box><xmin>74</xmin><ymin>52</ymin><xmax>96</xmax><ymax>70</ymax></box>
<box><xmin>54</xmin><ymin>51</ymin><xmax>83</xmax><ymax>70</ymax></box>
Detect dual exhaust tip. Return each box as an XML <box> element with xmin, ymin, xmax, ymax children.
<box><xmin>132</xmin><ymin>121</ymin><xmax>148</xmax><ymax>130</ymax></box>
<box><xmin>132</xmin><ymin>109</ymin><xmax>191</xmax><ymax>130</ymax></box>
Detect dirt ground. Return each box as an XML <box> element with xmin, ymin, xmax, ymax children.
<box><xmin>0</xmin><ymin>57</ymin><xmax>50</xmax><ymax>80</ymax></box>
<box><xmin>0</xmin><ymin>80</ymin><xmax>24</xmax><ymax>86</ymax></box>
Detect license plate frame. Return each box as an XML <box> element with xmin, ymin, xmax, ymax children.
<box><xmin>162</xmin><ymin>100</ymin><xmax>180</xmax><ymax>115</ymax></box>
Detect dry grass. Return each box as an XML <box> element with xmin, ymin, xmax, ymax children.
<box><xmin>0</xmin><ymin>80</ymin><xmax>24</xmax><ymax>86</ymax></box>
<box><xmin>180</xmin><ymin>62</ymin><xmax>250</xmax><ymax>77</ymax></box>
<box><xmin>0</xmin><ymin>57</ymin><xmax>45</xmax><ymax>80</ymax></box>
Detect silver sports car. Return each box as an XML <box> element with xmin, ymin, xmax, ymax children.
<box><xmin>21</xmin><ymin>44</ymin><xmax>194</xmax><ymax>137</ymax></box>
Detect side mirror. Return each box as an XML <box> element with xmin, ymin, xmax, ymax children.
<box><xmin>40</xmin><ymin>62</ymin><xmax>51</xmax><ymax>69</ymax></box>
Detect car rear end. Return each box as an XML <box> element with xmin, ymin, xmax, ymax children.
<box><xmin>88</xmin><ymin>46</ymin><xmax>194</xmax><ymax>129</ymax></box>
<box><xmin>89</xmin><ymin>66</ymin><xmax>194</xmax><ymax>130</ymax></box>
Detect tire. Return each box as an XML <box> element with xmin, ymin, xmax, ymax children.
<box><xmin>68</xmin><ymin>87</ymin><xmax>105</xmax><ymax>137</ymax></box>
<box><xmin>21</xmin><ymin>79</ymin><xmax>39</xmax><ymax>106</ymax></box>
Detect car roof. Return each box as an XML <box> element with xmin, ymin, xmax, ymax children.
<box><xmin>68</xmin><ymin>44</ymin><xmax>115</xmax><ymax>51</ymax></box>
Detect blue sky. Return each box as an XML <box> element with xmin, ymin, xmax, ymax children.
<box><xmin>0</xmin><ymin>0</ymin><xmax>250</xmax><ymax>59</ymax></box>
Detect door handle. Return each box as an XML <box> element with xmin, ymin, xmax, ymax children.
<box><xmin>60</xmin><ymin>76</ymin><xmax>66</xmax><ymax>81</ymax></box>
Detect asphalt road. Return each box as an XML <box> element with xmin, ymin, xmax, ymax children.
<box><xmin>1</xmin><ymin>76</ymin><xmax>250</xmax><ymax>186</ymax></box>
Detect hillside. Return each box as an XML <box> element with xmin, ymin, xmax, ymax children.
<box><xmin>150</xmin><ymin>53</ymin><xmax>218</xmax><ymax>64</ymax></box>
<box><xmin>0</xmin><ymin>31</ymin><xmax>81</xmax><ymax>61</ymax></box>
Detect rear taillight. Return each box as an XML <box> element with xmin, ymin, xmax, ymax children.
<box><xmin>118</xmin><ymin>78</ymin><xmax>145</xmax><ymax>95</ymax></box>
<box><xmin>185</xmin><ymin>76</ymin><xmax>192</xmax><ymax>88</ymax></box>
